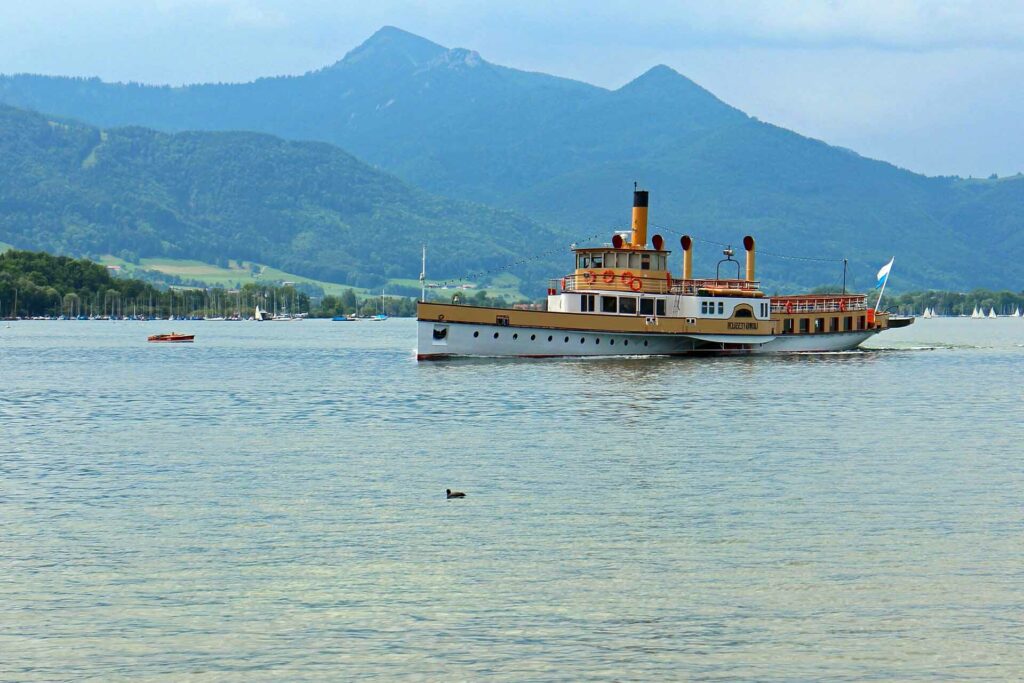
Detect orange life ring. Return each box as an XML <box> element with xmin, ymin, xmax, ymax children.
<box><xmin>785</xmin><ymin>301</ymin><xmax>794</xmax><ymax>314</ymax></box>
<box><xmin>620</xmin><ymin>271</ymin><xmax>635</xmax><ymax>285</ymax></box>
<box><xmin>602</xmin><ymin>270</ymin><xmax>615</xmax><ymax>284</ymax></box>
<box><xmin>584</xmin><ymin>270</ymin><xmax>596</xmax><ymax>283</ymax></box>
<box><xmin>629</xmin><ymin>277</ymin><xmax>642</xmax><ymax>292</ymax></box>
<box><xmin>839</xmin><ymin>299</ymin><xmax>847</xmax><ymax>312</ymax></box>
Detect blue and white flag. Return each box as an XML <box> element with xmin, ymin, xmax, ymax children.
<box><xmin>876</xmin><ymin>257</ymin><xmax>894</xmax><ymax>288</ymax></box>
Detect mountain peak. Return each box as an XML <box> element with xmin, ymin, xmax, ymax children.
<box><xmin>623</xmin><ymin>64</ymin><xmax>704</xmax><ymax>90</ymax></box>
<box><xmin>335</xmin><ymin>26</ymin><xmax>447</xmax><ymax>70</ymax></box>
<box><xmin>616</xmin><ymin>63</ymin><xmax>740</xmax><ymax>117</ymax></box>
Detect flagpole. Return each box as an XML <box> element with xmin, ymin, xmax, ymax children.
<box><xmin>875</xmin><ymin>256</ymin><xmax>893</xmax><ymax>312</ymax></box>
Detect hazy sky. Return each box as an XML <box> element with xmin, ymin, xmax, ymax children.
<box><xmin>2</xmin><ymin>0</ymin><xmax>1022</xmax><ymax>178</ymax></box>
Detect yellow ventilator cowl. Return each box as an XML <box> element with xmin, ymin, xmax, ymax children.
<box><xmin>681</xmin><ymin>235</ymin><xmax>693</xmax><ymax>280</ymax></box>
<box><xmin>744</xmin><ymin>235</ymin><xmax>756</xmax><ymax>282</ymax></box>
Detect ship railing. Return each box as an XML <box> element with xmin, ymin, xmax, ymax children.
<box><xmin>771</xmin><ymin>295</ymin><xmax>868</xmax><ymax>314</ymax></box>
<box><xmin>668</xmin><ymin>278</ymin><xmax>761</xmax><ymax>295</ymax></box>
<box><xmin>555</xmin><ymin>273</ymin><xmax>676</xmax><ymax>294</ymax></box>
<box><xmin>556</xmin><ymin>275</ymin><xmax>767</xmax><ymax>296</ymax></box>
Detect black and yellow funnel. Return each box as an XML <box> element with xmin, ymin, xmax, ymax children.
<box><xmin>630</xmin><ymin>189</ymin><xmax>649</xmax><ymax>249</ymax></box>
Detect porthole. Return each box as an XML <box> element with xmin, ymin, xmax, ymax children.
<box><xmin>624</xmin><ymin>340</ymin><xmax>629</xmax><ymax>346</ymax></box>
<box><xmin>564</xmin><ymin>336</ymin><xmax>569</xmax><ymax>343</ymax></box>
<box><xmin>610</xmin><ymin>339</ymin><xmax>615</xmax><ymax>345</ymax></box>
<box><xmin>643</xmin><ymin>340</ymin><xmax>649</xmax><ymax>346</ymax></box>
<box><xmin>512</xmin><ymin>333</ymin><xmax>518</xmax><ymax>340</ymax></box>
<box><xmin>473</xmin><ymin>331</ymin><xmax>480</xmax><ymax>338</ymax></box>
<box><xmin>493</xmin><ymin>332</ymin><xmax>499</xmax><ymax>339</ymax></box>
<box><xmin>595</xmin><ymin>338</ymin><xmax>600</xmax><ymax>344</ymax></box>
<box><xmin>548</xmin><ymin>336</ymin><xmax>553</xmax><ymax>342</ymax></box>
<box><xmin>530</xmin><ymin>334</ymin><xmax>536</xmax><ymax>341</ymax></box>
<box><xmin>580</xmin><ymin>337</ymin><xmax>585</xmax><ymax>344</ymax></box>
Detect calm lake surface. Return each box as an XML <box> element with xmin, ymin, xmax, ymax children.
<box><xmin>2</xmin><ymin>318</ymin><xmax>1023</xmax><ymax>681</ymax></box>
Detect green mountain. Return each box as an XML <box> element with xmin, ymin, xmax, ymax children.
<box><xmin>0</xmin><ymin>104</ymin><xmax>555</xmax><ymax>289</ymax></box>
<box><xmin>2</xmin><ymin>26</ymin><xmax>1023</xmax><ymax>290</ymax></box>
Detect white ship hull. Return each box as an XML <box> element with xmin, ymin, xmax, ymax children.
<box><xmin>418</xmin><ymin>320</ymin><xmax>879</xmax><ymax>359</ymax></box>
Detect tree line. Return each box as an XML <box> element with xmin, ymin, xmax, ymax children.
<box><xmin>1</xmin><ymin>249</ymin><xmax>525</xmax><ymax>319</ymax></box>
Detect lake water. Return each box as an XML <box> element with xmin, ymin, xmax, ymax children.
<box><xmin>2</xmin><ymin>318</ymin><xmax>1023</xmax><ymax>681</ymax></box>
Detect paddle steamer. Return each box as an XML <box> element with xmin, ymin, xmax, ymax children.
<box><xmin>417</xmin><ymin>190</ymin><xmax>911</xmax><ymax>359</ymax></box>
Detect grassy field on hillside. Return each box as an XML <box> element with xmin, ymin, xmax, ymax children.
<box><xmin>97</xmin><ymin>256</ymin><xmax>370</xmax><ymax>297</ymax></box>
<box><xmin>96</xmin><ymin>255</ymin><xmax>517</xmax><ymax>300</ymax></box>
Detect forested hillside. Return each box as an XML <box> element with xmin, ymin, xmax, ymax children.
<box><xmin>0</xmin><ymin>105</ymin><xmax>555</xmax><ymax>289</ymax></box>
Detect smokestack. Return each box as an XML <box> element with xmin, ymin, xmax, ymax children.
<box><xmin>681</xmin><ymin>235</ymin><xmax>693</xmax><ymax>280</ymax></box>
<box><xmin>743</xmin><ymin>235</ymin><xmax>755</xmax><ymax>282</ymax></box>
<box><xmin>630</xmin><ymin>189</ymin><xmax>649</xmax><ymax>249</ymax></box>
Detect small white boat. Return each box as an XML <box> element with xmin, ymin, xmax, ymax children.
<box><xmin>971</xmin><ymin>307</ymin><xmax>982</xmax><ymax>319</ymax></box>
<box><xmin>922</xmin><ymin>307</ymin><xmax>932</xmax><ymax>319</ymax></box>
<box><xmin>1013</xmin><ymin>307</ymin><xmax>1021</xmax><ymax>318</ymax></box>
<box><xmin>988</xmin><ymin>308</ymin><xmax>998</xmax><ymax>319</ymax></box>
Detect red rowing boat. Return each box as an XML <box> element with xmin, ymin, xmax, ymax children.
<box><xmin>147</xmin><ymin>333</ymin><xmax>194</xmax><ymax>343</ymax></box>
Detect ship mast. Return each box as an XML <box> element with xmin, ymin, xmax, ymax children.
<box><xmin>420</xmin><ymin>244</ymin><xmax>426</xmax><ymax>302</ymax></box>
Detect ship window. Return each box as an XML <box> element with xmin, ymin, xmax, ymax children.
<box><xmin>619</xmin><ymin>297</ymin><xmax>637</xmax><ymax>314</ymax></box>
<box><xmin>629</xmin><ymin>253</ymin><xmax>641</xmax><ymax>269</ymax></box>
<box><xmin>799</xmin><ymin>318</ymin><xmax>809</xmax><ymax>333</ymax></box>
<box><xmin>548</xmin><ymin>335</ymin><xmax>553</xmax><ymax>341</ymax></box>
<box><xmin>610</xmin><ymin>339</ymin><xmax>615</xmax><ymax>345</ymax></box>
<box><xmin>829</xmin><ymin>318</ymin><xmax>839</xmax><ymax>332</ymax></box>
<box><xmin>783</xmin><ymin>319</ymin><xmax>794</xmax><ymax>334</ymax></box>
<box><xmin>513</xmin><ymin>333</ymin><xmax>519</xmax><ymax>340</ymax></box>
<box><xmin>858</xmin><ymin>315</ymin><xmax>865</xmax><ymax>330</ymax></box>
<box><xmin>815</xmin><ymin>318</ymin><xmax>824</xmax><ymax>332</ymax></box>
<box><xmin>844</xmin><ymin>316</ymin><xmax>852</xmax><ymax>331</ymax></box>
<box><xmin>717</xmin><ymin>302</ymin><xmax>724</xmax><ymax>315</ymax></box>
<box><xmin>641</xmin><ymin>254</ymin><xmax>651</xmax><ymax>271</ymax></box>
<box><xmin>592</xmin><ymin>254</ymin><xmax>604</xmax><ymax>268</ymax></box>
<box><xmin>473</xmin><ymin>331</ymin><xmax>480</xmax><ymax>338</ymax></box>
<box><xmin>530</xmin><ymin>334</ymin><xmax>536</xmax><ymax>340</ymax></box>
<box><xmin>656</xmin><ymin>300</ymin><xmax>666</xmax><ymax>316</ymax></box>
<box><xmin>701</xmin><ymin>301</ymin><xmax>708</xmax><ymax>314</ymax></box>
<box><xmin>493</xmin><ymin>332</ymin><xmax>500</xmax><ymax>339</ymax></box>
<box><xmin>564</xmin><ymin>336</ymin><xmax>570</xmax><ymax>343</ymax></box>
<box><xmin>580</xmin><ymin>337</ymin><xmax>585</xmax><ymax>343</ymax></box>
<box><xmin>735</xmin><ymin>307</ymin><xmax>752</xmax><ymax>318</ymax></box>
<box><xmin>581</xmin><ymin>294</ymin><xmax>595</xmax><ymax>312</ymax></box>
<box><xmin>578</xmin><ymin>255</ymin><xmax>590</xmax><ymax>269</ymax></box>
<box><xmin>639</xmin><ymin>298</ymin><xmax>654</xmax><ymax>315</ymax></box>
<box><xmin>602</xmin><ymin>296</ymin><xmax>617</xmax><ymax>313</ymax></box>
<box><xmin>595</xmin><ymin>338</ymin><xmax>600</xmax><ymax>344</ymax></box>
<box><xmin>624</xmin><ymin>340</ymin><xmax>629</xmax><ymax>346</ymax></box>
